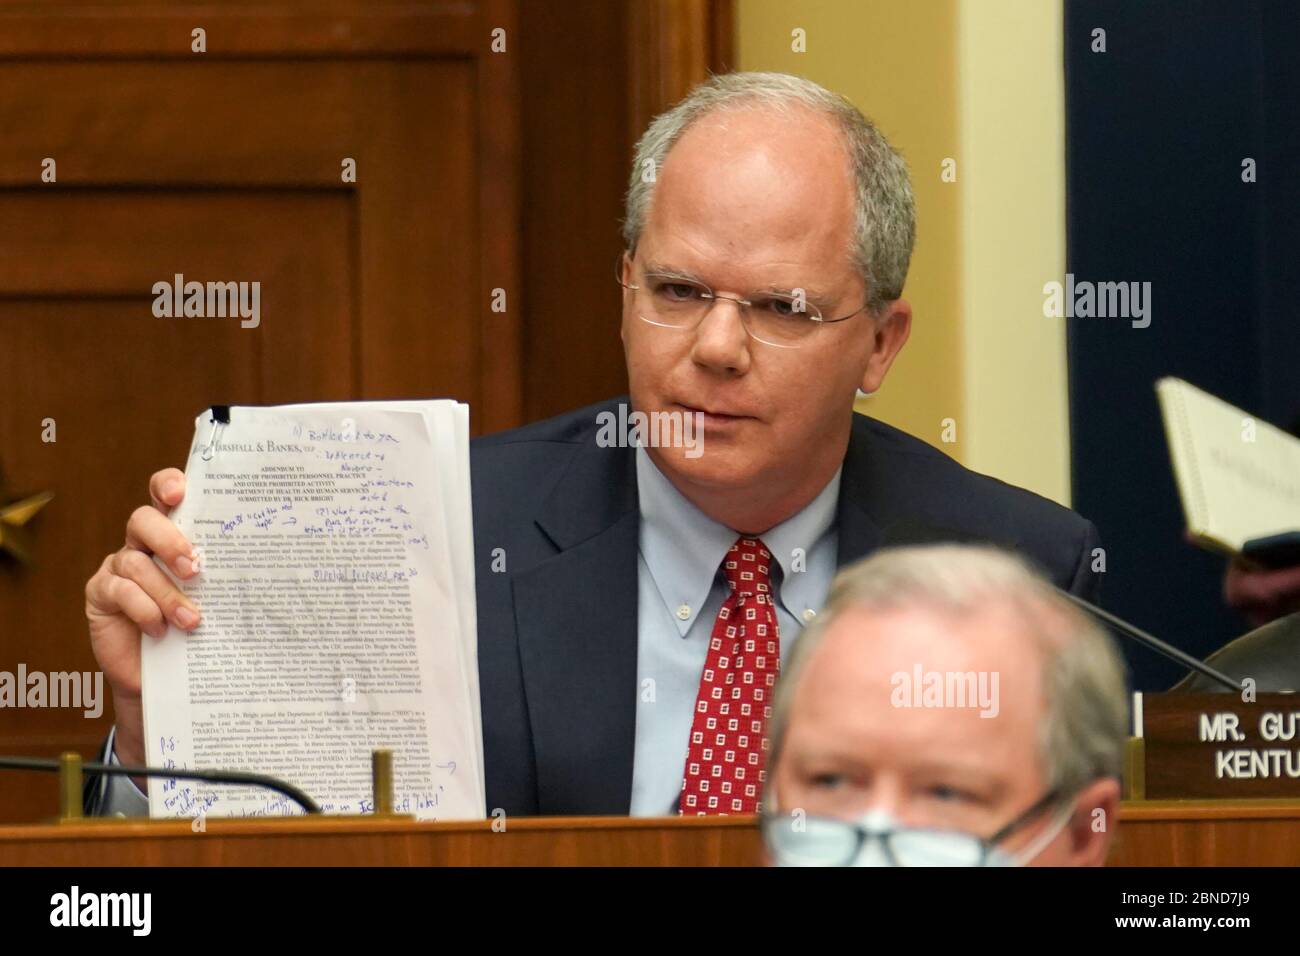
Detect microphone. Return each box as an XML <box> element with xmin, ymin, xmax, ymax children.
<box><xmin>0</xmin><ymin>755</ymin><xmax>321</xmax><ymax>814</ymax></box>
<box><xmin>879</xmin><ymin>520</ymin><xmax>1243</xmax><ymax>693</ymax></box>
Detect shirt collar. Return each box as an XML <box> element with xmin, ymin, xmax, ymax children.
<box><xmin>636</xmin><ymin>446</ymin><xmax>841</xmax><ymax>636</ymax></box>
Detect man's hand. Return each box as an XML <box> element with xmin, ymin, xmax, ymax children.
<box><xmin>1224</xmin><ymin>558</ymin><xmax>1300</xmax><ymax>629</ymax></box>
<box><xmin>84</xmin><ymin>468</ymin><xmax>202</xmax><ymax>785</ymax></box>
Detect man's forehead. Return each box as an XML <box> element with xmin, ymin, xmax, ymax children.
<box><xmin>785</xmin><ymin>605</ymin><xmax>1048</xmax><ymax>780</ymax></box>
<box><xmin>790</xmin><ymin>606</ymin><xmax>1049</xmax><ymax>732</ymax></box>
<box><xmin>642</xmin><ymin>107</ymin><xmax>858</xmax><ymax>287</ymax></box>
<box><xmin>651</xmin><ymin>106</ymin><xmax>854</xmax><ymax>218</ymax></box>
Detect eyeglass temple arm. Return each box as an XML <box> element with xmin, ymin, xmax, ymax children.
<box><xmin>984</xmin><ymin>787</ymin><xmax>1066</xmax><ymax>847</ymax></box>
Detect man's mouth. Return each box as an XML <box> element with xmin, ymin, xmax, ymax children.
<box><xmin>675</xmin><ymin>402</ymin><xmax>754</xmax><ymax>424</ymax></box>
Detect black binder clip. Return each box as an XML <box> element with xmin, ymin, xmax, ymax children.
<box><xmin>200</xmin><ymin>405</ymin><xmax>231</xmax><ymax>461</ymax></box>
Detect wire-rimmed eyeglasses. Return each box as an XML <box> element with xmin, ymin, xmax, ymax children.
<box><xmin>615</xmin><ymin>254</ymin><xmax>870</xmax><ymax>349</ymax></box>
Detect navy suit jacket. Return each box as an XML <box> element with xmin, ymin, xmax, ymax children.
<box><xmin>472</xmin><ymin>397</ymin><xmax>1101</xmax><ymax>817</ymax></box>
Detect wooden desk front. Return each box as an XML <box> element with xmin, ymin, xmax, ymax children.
<box><xmin>1</xmin><ymin>801</ymin><xmax>1296</xmax><ymax>865</ymax></box>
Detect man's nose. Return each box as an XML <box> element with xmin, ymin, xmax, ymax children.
<box><xmin>689</xmin><ymin>296</ymin><xmax>752</xmax><ymax>375</ymax></box>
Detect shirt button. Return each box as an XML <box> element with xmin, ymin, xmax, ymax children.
<box><xmin>676</xmin><ymin>604</ymin><xmax>692</xmax><ymax>621</ymax></box>
<box><xmin>802</xmin><ymin>608</ymin><xmax>817</xmax><ymax>623</ymax></box>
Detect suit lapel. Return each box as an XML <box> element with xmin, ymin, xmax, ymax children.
<box><xmin>512</xmin><ymin>429</ymin><xmax>641</xmax><ymax>815</ymax></box>
<box><xmin>835</xmin><ymin>416</ymin><xmax>886</xmax><ymax>568</ymax></box>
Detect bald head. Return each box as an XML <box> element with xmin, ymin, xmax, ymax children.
<box><xmin>646</xmin><ymin>105</ymin><xmax>860</xmax><ymax>297</ymax></box>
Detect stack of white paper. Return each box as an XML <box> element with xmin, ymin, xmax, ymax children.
<box><xmin>1157</xmin><ymin>378</ymin><xmax>1300</xmax><ymax>554</ymax></box>
<box><xmin>141</xmin><ymin>400</ymin><xmax>483</xmax><ymax>820</ymax></box>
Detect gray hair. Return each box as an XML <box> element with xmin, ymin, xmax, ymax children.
<box><xmin>622</xmin><ymin>71</ymin><xmax>916</xmax><ymax>315</ymax></box>
<box><xmin>768</xmin><ymin>544</ymin><xmax>1129</xmax><ymax>798</ymax></box>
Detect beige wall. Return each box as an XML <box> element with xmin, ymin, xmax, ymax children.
<box><xmin>736</xmin><ymin>0</ymin><xmax>1072</xmax><ymax>505</ymax></box>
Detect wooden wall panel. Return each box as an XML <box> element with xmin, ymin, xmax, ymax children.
<box><xmin>518</xmin><ymin>0</ymin><xmax>633</xmax><ymax>421</ymax></box>
<box><xmin>0</xmin><ymin>4</ymin><xmax>521</xmax><ymax>427</ymax></box>
<box><xmin>0</xmin><ymin>0</ymin><xmax>520</xmax><ymax>822</ymax></box>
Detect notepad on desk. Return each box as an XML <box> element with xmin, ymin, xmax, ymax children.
<box><xmin>1156</xmin><ymin>377</ymin><xmax>1300</xmax><ymax>560</ymax></box>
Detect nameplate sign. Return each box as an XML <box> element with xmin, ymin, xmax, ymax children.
<box><xmin>1143</xmin><ymin>692</ymin><xmax>1300</xmax><ymax>798</ymax></box>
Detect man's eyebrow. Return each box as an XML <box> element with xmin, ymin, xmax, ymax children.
<box><xmin>641</xmin><ymin>261</ymin><xmax>706</xmax><ymax>282</ymax></box>
<box><xmin>755</xmin><ymin>282</ymin><xmax>835</xmax><ymax>305</ymax></box>
<box><xmin>792</xmin><ymin>745</ymin><xmax>1005</xmax><ymax>787</ymax></box>
<box><xmin>908</xmin><ymin>758</ymin><xmax>1005</xmax><ymax>789</ymax></box>
<box><xmin>641</xmin><ymin>261</ymin><xmax>837</xmax><ymax>303</ymax></box>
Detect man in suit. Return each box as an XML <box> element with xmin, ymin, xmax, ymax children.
<box><xmin>83</xmin><ymin>72</ymin><xmax>1099</xmax><ymax>817</ymax></box>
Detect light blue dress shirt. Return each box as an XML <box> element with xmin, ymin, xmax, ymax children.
<box><xmin>629</xmin><ymin>446</ymin><xmax>841</xmax><ymax>816</ymax></box>
<box><xmin>97</xmin><ymin>723</ymin><xmax>149</xmax><ymax>815</ymax></box>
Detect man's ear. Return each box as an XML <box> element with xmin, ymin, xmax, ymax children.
<box><xmin>619</xmin><ymin>250</ymin><xmax>634</xmax><ymax>346</ymax></box>
<box><xmin>859</xmin><ymin>299</ymin><xmax>912</xmax><ymax>394</ymax></box>
<box><xmin>1065</xmin><ymin>777</ymin><xmax>1121</xmax><ymax>866</ymax></box>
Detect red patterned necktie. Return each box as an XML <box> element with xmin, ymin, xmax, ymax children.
<box><xmin>679</xmin><ymin>536</ymin><xmax>780</xmax><ymax>815</ymax></box>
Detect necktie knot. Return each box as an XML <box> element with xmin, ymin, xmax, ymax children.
<box><xmin>723</xmin><ymin>536</ymin><xmax>773</xmax><ymax>604</ymax></box>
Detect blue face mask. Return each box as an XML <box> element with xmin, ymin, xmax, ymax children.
<box><xmin>763</xmin><ymin>791</ymin><xmax>1072</xmax><ymax>867</ymax></box>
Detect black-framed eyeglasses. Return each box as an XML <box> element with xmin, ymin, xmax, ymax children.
<box><xmin>615</xmin><ymin>254</ymin><xmax>870</xmax><ymax>349</ymax></box>
<box><xmin>760</xmin><ymin>788</ymin><xmax>1065</xmax><ymax>867</ymax></box>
